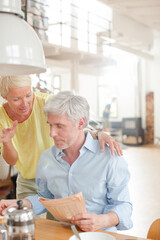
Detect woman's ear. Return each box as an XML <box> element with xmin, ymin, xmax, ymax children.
<box><xmin>3</xmin><ymin>95</ymin><xmax>7</xmax><ymax>100</ymax></box>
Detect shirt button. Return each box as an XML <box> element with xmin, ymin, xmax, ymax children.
<box><xmin>70</xmin><ymin>192</ymin><xmax>73</xmax><ymax>195</ymax></box>
<box><xmin>70</xmin><ymin>173</ymin><xmax>72</xmax><ymax>176</ymax></box>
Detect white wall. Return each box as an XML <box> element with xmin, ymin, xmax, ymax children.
<box><xmin>78</xmin><ymin>74</ymin><xmax>98</xmax><ymax>119</ymax></box>
<box><xmin>60</xmin><ymin>71</ymin><xmax>71</xmax><ymax>91</ymax></box>
<box><xmin>117</xmin><ymin>84</ymin><xmax>137</xmax><ymax>120</ymax></box>
<box><xmin>138</xmin><ymin>31</ymin><xmax>160</xmax><ymax>138</ymax></box>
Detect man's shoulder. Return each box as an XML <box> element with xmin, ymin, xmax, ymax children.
<box><xmin>106</xmin><ymin>150</ymin><xmax>128</xmax><ymax>171</ymax></box>
<box><xmin>37</xmin><ymin>146</ymin><xmax>55</xmax><ymax>169</ymax></box>
<box><xmin>40</xmin><ymin>146</ymin><xmax>55</xmax><ymax>158</ymax></box>
<box><xmin>85</xmin><ymin>133</ymin><xmax>113</xmax><ymax>160</ymax></box>
<box><xmin>87</xmin><ymin>134</ymin><xmax>126</xmax><ymax>166</ymax></box>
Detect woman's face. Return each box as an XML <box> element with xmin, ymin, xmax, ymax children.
<box><xmin>5</xmin><ymin>86</ymin><xmax>34</xmax><ymax>117</ymax></box>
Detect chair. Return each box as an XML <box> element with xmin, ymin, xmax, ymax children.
<box><xmin>0</xmin><ymin>164</ymin><xmax>14</xmax><ymax>199</ymax></box>
<box><xmin>147</xmin><ymin>218</ymin><xmax>160</xmax><ymax>240</ymax></box>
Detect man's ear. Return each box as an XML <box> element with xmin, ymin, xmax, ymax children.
<box><xmin>79</xmin><ymin>117</ymin><xmax>85</xmax><ymax>129</ymax></box>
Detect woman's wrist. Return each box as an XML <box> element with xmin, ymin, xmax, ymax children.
<box><xmin>95</xmin><ymin>130</ymin><xmax>102</xmax><ymax>140</ymax></box>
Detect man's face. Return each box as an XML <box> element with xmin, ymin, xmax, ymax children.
<box><xmin>47</xmin><ymin>113</ymin><xmax>83</xmax><ymax>149</ymax></box>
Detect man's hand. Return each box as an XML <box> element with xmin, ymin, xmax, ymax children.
<box><xmin>98</xmin><ymin>131</ymin><xmax>123</xmax><ymax>156</ymax></box>
<box><xmin>71</xmin><ymin>213</ymin><xmax>109</xmax><ymax>232</ymax></box>
<box><xmin>71</xmin><ymin>212</ymin><xmax>119</xmax><ymax>232</ymax></box>
<box><xmin>0</xmin><ymin>121</ymin><xmax>18</xmax><ymax>144</ymax></box>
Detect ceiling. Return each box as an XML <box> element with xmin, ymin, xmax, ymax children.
<box><xmin>99</xmin><ymin>0</ymin><xmax>160</xmax><ymax>31</ymax></box>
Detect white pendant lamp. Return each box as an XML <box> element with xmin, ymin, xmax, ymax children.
<box><xmin>0</xmin><ymin>0</ymin><xmax>46</xmax><ymax>75</ymax></box>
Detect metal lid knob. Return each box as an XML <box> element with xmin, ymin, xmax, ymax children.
<box><xmin>5</xmin><ymin>200</ymin><xmax>35</xmax><ymax>226</ymax></box>
<box><xmin>17</xmin><ymin>200</ymin><xmax>23</xmax><ymax>210</ymax></box>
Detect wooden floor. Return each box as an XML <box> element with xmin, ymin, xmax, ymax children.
<box><xmin>118</xmin><ymin>144</ymin><xmax>160</xmax><ymax>238</ymax></box>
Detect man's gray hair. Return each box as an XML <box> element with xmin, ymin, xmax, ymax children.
<box><xmin>44</xmin><ymin>91</ymin><xmax>90</xmax><ymax>127</ymax></box>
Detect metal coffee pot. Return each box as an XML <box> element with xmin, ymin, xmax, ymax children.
<box><xmin>5</xmin><ymin>200</ymin><xmax>35</xmax><ymax>240</ymax></box>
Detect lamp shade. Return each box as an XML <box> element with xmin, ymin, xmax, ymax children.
<box><xmin>0</xmin><ymin>0</ymin><xmax>46</xmax><ymax>75</ymax></box>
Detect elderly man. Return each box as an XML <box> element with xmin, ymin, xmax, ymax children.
<box><xmin>0</xmin><ymin>91</ymin><xmax>132</xmax><ymax>232</ymax></box>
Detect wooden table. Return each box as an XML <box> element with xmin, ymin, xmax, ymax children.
<box><xmin>35</xmin><ymin>218</ymin><xmax>147</xmax><ymax>240</ymax></box>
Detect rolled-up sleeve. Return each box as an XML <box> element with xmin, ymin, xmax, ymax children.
<box><xmin>26</xmin><ymin>178</ymin><xmax>54</xmax><ymax>215</ymax></box>
<box><xmin>103</xmin><ymin>155</ymin><xmax>133</xmax><ymax>230</ymax></box>
<box><xmin>26</xmin><ymin>194</ymin><xmax>45</xmax><ymax>215</ymax></box>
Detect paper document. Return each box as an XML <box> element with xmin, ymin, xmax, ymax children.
<box><xmin>39</xmin><ymin>192</ymin><xmax>87</xmax><ymax>222</ymax></box>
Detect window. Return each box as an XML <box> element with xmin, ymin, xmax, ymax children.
<box><xmin>31</xmin><ymin>70</ymin><xmax>61</xmax><ymax>94</ymax></box>
<box><xmin>47</xmin><ymin>0</ymin><xmax>112</xmax><ymax>54</ymax></box>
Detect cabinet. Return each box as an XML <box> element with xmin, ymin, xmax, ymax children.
<box><xmin>21</xmin><ymin>0</ymin><xmax>49</xmax><ymax>41</ymax></box>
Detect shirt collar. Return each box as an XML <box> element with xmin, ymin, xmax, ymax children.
<box><xmin>81</xmin><ymin>132</ymin><xmax>98</xmax><ymax>153</ymax></box>
<box><xmin>55</xmin><ymin>148</ymin><xmax>65</xmax><ymax>160</ymax></box>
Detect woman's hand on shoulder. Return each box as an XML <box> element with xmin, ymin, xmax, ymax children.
<box><xmin>97</xmin><ymin>131</ymin><xmax>123</xmax><ymax>156</ymax></box>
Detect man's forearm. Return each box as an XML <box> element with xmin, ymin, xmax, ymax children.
<box><xmin>2</xmin><ymin>141</ymin><xmax>18</xmax><ymax>165</ymax></box>
<box><xmin>100</xmin><ymin>211</ymin><xmax>119</xmax><ymax>229</ymax></box>
<box><xmin>26</xmin><ymin>195</ymin><xmax>47</xmax><ymax>215</ymax></box>
<box><xmin>97</xmin><ymin>211</ymin><xmax>119</xmax><ymax>229</ymax></box>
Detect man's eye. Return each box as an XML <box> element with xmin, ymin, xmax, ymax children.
<box><xmin>13</xmin><ymin>99</ymin><xmax>19</xmax><ymax>101</ymax></box>
<box><xmin>57</xmin><ymin>125</ymin><xmax>62</xmax><ymax>128</ymax></box>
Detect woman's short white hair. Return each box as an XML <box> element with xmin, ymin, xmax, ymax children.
<box><xmin>0</xmin><ymin>75</ymin><xmax>32</xmax><ymax>98</ymax></box>
<box><xmin>44</xmin><ymin>91</ymin><xmax>90</xmax><ymax>127</ymax></box>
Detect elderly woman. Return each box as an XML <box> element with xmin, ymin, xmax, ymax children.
<box><xmin>0</xmin><ymin>76</ymin><xmax>122</xmax><ymax>199</ymax></box>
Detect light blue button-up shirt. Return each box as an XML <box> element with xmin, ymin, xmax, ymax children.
<box><xmin>27</xmin><ymin>133</ymin><xmax>133</xmax><ymax>232</ymax></box>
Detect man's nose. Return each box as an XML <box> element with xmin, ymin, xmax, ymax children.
<box><xmin>50</xmin><ymin>128</ymin><xmax>57</xmax><ymax>138</ymax></box>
